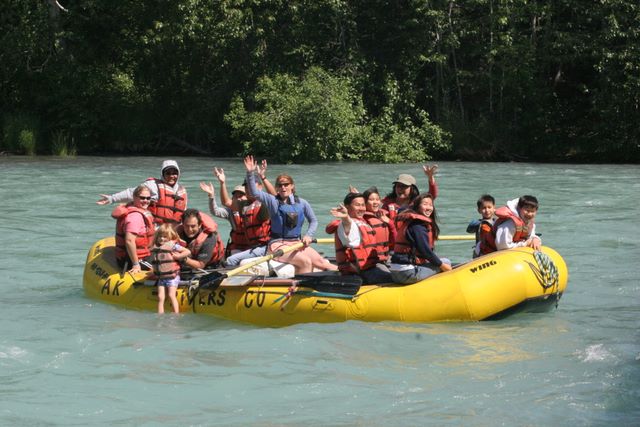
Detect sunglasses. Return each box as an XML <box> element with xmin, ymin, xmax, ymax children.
<box><xmin>276</xmin><ymin>182</ymin><xmax>291</xmax><ymax>187</ymax></box>
<box><xmin>137</xmin><ymin>196</ymin><xmax>152</xmax><ymax>200</ymax></box>
<box><xmin>163</xmin><ymin>170</ymin><xmax>179</xmax><ymax>176</ymax></box>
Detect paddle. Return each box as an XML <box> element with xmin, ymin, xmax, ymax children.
<box><xmin>314</xmin><ymin>234</ymin><xmax>475</xmax><ymax>244</ymax></box>
<box><xmin>198</xmin><ymin>241</ymin><xmax>306</xmax><ymax>290</ymax></box>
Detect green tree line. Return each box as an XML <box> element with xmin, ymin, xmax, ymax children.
<box><xmin>1</xmin><ymin>0</ymin><xmax>638</xmax><ymax>162</ymax></box>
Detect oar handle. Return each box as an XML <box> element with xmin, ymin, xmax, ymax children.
<box><xmin>314</xmin><ymin>235</ymin><xmax>474</xmax><ymax>244</ymax></box>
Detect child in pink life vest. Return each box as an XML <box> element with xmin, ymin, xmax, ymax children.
<box><xmin>150</xmin><ymin>224</ymin><xmax>191</xmax><ymax>313</ymax></box>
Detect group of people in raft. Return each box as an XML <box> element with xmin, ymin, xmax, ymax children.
<box><xmin>96</xmin><ymin>157</ymin><xmax>542</xmax><ymax>313</ymax></box>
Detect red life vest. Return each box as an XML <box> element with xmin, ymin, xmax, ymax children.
<box><xmin>475</xmin><ymin>218</ymin><xmax>496</xmax><ymax>255</ymax></box>
<box><xmin>177</xmin><ymin>212</ymin><xmax>225</xmax><ymax>267</ymax></box>
<box><xmin>227</xmin><ymin>211</ymin><xmax>251</xmax><ymax>252</ymax></box>
<box><xmin>381</xmin><ymin>199</ymin><xmax>400</xmax><ymax>222</ymax></box>
<box><xmin>363</xmin><ymin>211</ymin><xmax>391</xmax><ymax>262</ymax></box>
<box><xmin>146</xmin><ymin>178</ymin><xmax>187</xmax><ymax>224</ymax></box>
<box><xmin>393</xmin><ymin>211</ymin><xmax>434</xmax><ymax>265</ymax></box>
<box><xmin>112</xmin><ymin>204</ymin><xmax>155</xmax><ymax>262</ymax></box>
<box><xmin>241</xmin><ymin>201</ymin><xmax>271</xmax><ymax>246</ymax></box>
<box><xmin>150</xmin><ymin>241</ymin><xmax>181</xmax><ymax>279</ymax></box>
<box><xmin>326</xmin><ymin>219</ymin><xmax>378</xmax><ymax>274</ymax></box>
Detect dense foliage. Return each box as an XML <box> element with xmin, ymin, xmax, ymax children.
<box><xmin>1</xmin><ymin>0</ymin><xmax>638</xmax><ymax>162</ymax></box>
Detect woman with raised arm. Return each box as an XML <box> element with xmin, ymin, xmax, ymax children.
<box><xmin>243</xmin><ymin>155</ymin><xmax>337</xmax><ymax>274</ymax></box>
<box><xmin>381</xmin><ymin>164</ymin><xmax>439</xmax><ymax>220</ymax></box>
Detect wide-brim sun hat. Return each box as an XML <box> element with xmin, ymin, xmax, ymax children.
<box><xmin>393</xmin><ymin>174</ymin><xmax>416</xmax><ymax>186</ymax></box>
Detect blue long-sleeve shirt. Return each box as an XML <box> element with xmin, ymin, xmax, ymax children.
<box><xmin>245</xmin><ymin>171</ymin><xmax>318</xmax><ymax>238</ymax></box>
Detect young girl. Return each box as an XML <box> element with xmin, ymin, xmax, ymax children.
<box><xmin>390</xmin><ymin>193</ymin><xmax>452</xmax><ymax>284</ymax></box>
<box><xmin>150</xmin><ymin>224</ymin><xmax>191</xmax><ymax>313</ymax></box>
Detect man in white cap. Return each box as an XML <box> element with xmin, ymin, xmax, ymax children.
<box><xmin>96</xmin><ymin>160</ymin><xmax>188</xmax><ymax>225</ymax></box>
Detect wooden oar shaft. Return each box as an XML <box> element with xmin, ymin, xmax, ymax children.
<box><xmin>224</xmin><ymin>241</ymin><xmax>305</xmax><ymax>278</ymax></box>
<box><xmin>314</xmin><ymin>234</ymin><xmax>474</xmax><ymax>244</ymax></box>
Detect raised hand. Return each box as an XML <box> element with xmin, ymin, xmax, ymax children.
<box><xmin>96</xmin><ymin>194</ymin><xmax>111</xmax><ymax>205</ymax></box>
<box><xmin>422</xmin><ymin>164</ymin><xmax>439</xmax><ymax>181</ymax></box>
<box><xmin>213</xmin><ymin>167</ymin><xmax>225</xmax><ymax>183</ymax></box>
<box><xmin>257</xmin><ymin>159</ymin><xmax>268</xmax><ymax>178</ymax></box>
<box><xmin>348</xmin><ymin>185</ymin><xmax>359</xmax><ymax>193</ymax></box>
<box><xmin>243</xmin><ymin>155</ymin><xmax>257</xmax><ymax>173</ymax></box>
<box><xmin>330</xmin><ymin>203</ymin><xmax>349</xmax><ymax>219</ymax></box>
<box><xmin>199</xmin><ymin>182</ymin><xmax>215</xmax><ymax>197</ymax></box>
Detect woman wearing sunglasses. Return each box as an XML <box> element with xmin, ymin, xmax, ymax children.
<box><xmin>111</xmin><ymin>185</ymin><xmax>155</xmax><ymax>274</ymax></box>
<box><xmin>243</xmin><ymin>155</ymin><xmax>337</xmax><ymax>274</ymax></box>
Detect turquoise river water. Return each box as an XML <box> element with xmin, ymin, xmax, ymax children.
<box><xmin>1</xmin><ymin>156</ymin><xmax>638</xmax><ymax>426</ymax></box>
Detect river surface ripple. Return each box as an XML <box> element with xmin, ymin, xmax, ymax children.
<box><xmin>1</xmin><ymin>156</ymin><xmax>638</xmax><ymax>426</ymax></box>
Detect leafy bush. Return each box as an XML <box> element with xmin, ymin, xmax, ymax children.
<box><xmin>226</xmin><ymin>67</ymin><xmax>451</xmax><ymax>162</ymax></box>
<box><xmin>226</xmin><ymin>67</ymin><xmax>367</xmax><ymax>162</ymax></box>
<box><xmin>2</xmin><ymin>114</ymin><xmax>40</xmax><ymax>154</ymax></box>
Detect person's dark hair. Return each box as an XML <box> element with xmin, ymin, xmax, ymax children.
<box><xmin>410</xmin><ymin>193</ymin><xmax>440</xmax><ymax>240</ymax></box>
<box><xmin>362</xmin><ymin>186</ymin><xmax>380</xmax><ymax>202</ymax></box>
<box><xmin>517</xmin><ymin>195</ymin><xmax>539</xmax><ymax>210</ymax></box>
<box><xmin>385</xmin><ymin>183</ymin><xmax>419</xmax><ymax>203</ymax></box>
<box><xmin>476</xmin><ymin>194</ymin><xmax>495</xmax><ymax>209</ymax></box>
<box><xmin>182</xmin><ymin>208</ymin><xmax>202</xmax><ymax>224</ymax></box>
<box><xmin>343</xmin><ymin>192</ymin><xmax>365</xmax><ymax>206</ymax></box>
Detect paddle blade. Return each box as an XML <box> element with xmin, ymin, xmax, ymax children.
<box><xmin>198</xmin><ymin>271</ymin><xmax>227</xmax><ymax>290</ymax></box>
<box><xmin>295</xmin><ymin>274</ymin><xmax>362</xmax><ymax>296</ymax></box>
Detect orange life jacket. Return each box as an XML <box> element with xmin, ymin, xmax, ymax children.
<box><xmin>363</xmin><ymin>211</ymin><xmax>391</xmax><ymax>262</ymax></box>
<box><xmin>150</xmin><ymin>241</ymin><xmax>181</xmax><ymax>279</ymax></box>
<box><xmin>241</xmin><ymin>201</ymin><xmax>271</xmax><ymax>246</ymax></box>
<box><xmin>112</xmin><ymin>204</ymin><xmax>155</xmax><ymax>261</ymax></box>
<box><xmin>227</xmin><ymin>211</ymin><xmax>251</xmax><ymax>252</ymax></box>
<box><xmin>484</xmin><ymin>207</ymin><xmax>532</xmax><ymax>252</ymax></box>
<box><xmin>146</xmin><ymin>178</ymin><xmax>187</xmax><ymax>224</ymax></box>
<box><xmin>393</xmin><ymin>211</ymin><xmax>434</xmax><ymax>265</ymax></box>
<box><xmin>326</xmin><ymin>219</ymin><xmax>378</xmax><ymax>274</ymax></box>
<box><xmin>177</xmin><ymin>212</ymin><xmax>225</xmax><ymax>267</ymax></box>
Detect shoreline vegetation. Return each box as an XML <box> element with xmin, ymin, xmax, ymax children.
<box><xmin>2</xmin><ymin>1</ymin><xmax>638</xmax><ymax>163</ymax></box>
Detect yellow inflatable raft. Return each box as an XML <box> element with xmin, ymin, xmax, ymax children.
<box><xmin>83</xmin><ymin>237</ymin><xmax>568</xmax><ymax>327</ymax></box>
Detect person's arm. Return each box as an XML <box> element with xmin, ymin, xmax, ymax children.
<box><xmin>467</xmin><ymin>219</ymin><xmax>481</xmax><ymax>234</ymax></box>
<box><xmin>495</xmin><ymin>221</ymin><xmax>527</xmax><ymax>250</ymax></box>
<box><xmin>301</xmin><ymin>198</ymin><xmax>318</xmax><ymax>242</ymax></box>
<box><xmin>182</xmin><ymin>235</ymin><xmax>217</xmax><ymax>270</ymax></box>
<box><xmin>124</xmin><ymin>232</ymin><xmax>141</xmax><ymax>273</ymax></box>
<box><xmin>408</xmin><ymin>223</ymin><xmax>443</xmax><ymax>267</ymax></box>
<box><xmin>527</xmin><ymin>223</ymin><xmax>542</xmax><ymax>250</ymax></box>
<box><xmin>422</xmin><ymin>164</ymin><xmax>439</xmax><ymax>199</ymax></box>
<box><xmin>213</xmin><ymin>167</ymin><xmax>233</xmax><ymax>208</ymax></box>
<box><xmin>97</xmin><ymin>187</ymin><xmax>135</xmax><ymax>205</ymax></box>
<box><xmin>257</xmin><ymin>159</ymin><xmax>277</xmax><ymax>196</ymax></box>
<box><xmin>172</xmin><ymin>244</ymin><xmax>191</xmax><ymax>261</ymax></box>
<box><xmin>330</xmin><ymin>204</ymin><xmax>360</xmax><ymax>247</ymax></box>
<box><xmin>244</xmin><ymin>156</ymin><xmax>276</xmax><ymax>209</ymax></box>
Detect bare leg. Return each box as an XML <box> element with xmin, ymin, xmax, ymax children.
<box><xmin>167</xmin><ymin>286</ymin><xmax>180</xmax><ymax>313</ymax></box>
<box><xmin>302</xmin><ymin>247</ymin><xmax>338</xmax><ymax>271</ymax></box>
<box><xmin>157</xmin><ymin>286</ymin><xmax>166</xmax><ymax>314</ymax></box>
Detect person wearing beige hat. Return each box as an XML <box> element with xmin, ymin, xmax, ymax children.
<box><xmin>200</xmin><ymin>165</ymin><xmax>272</xmax><ymax>266</ymax></box>
<box><xmin>382</xmin><ymin>164</ymin><xmax>440</xmax><ymax>221</ymax></box>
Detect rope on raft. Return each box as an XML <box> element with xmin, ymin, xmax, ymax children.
<box><xmin>533</xmin><ymin>250</ymin><xmax>561</xmax><ymax>308</ymax></box>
